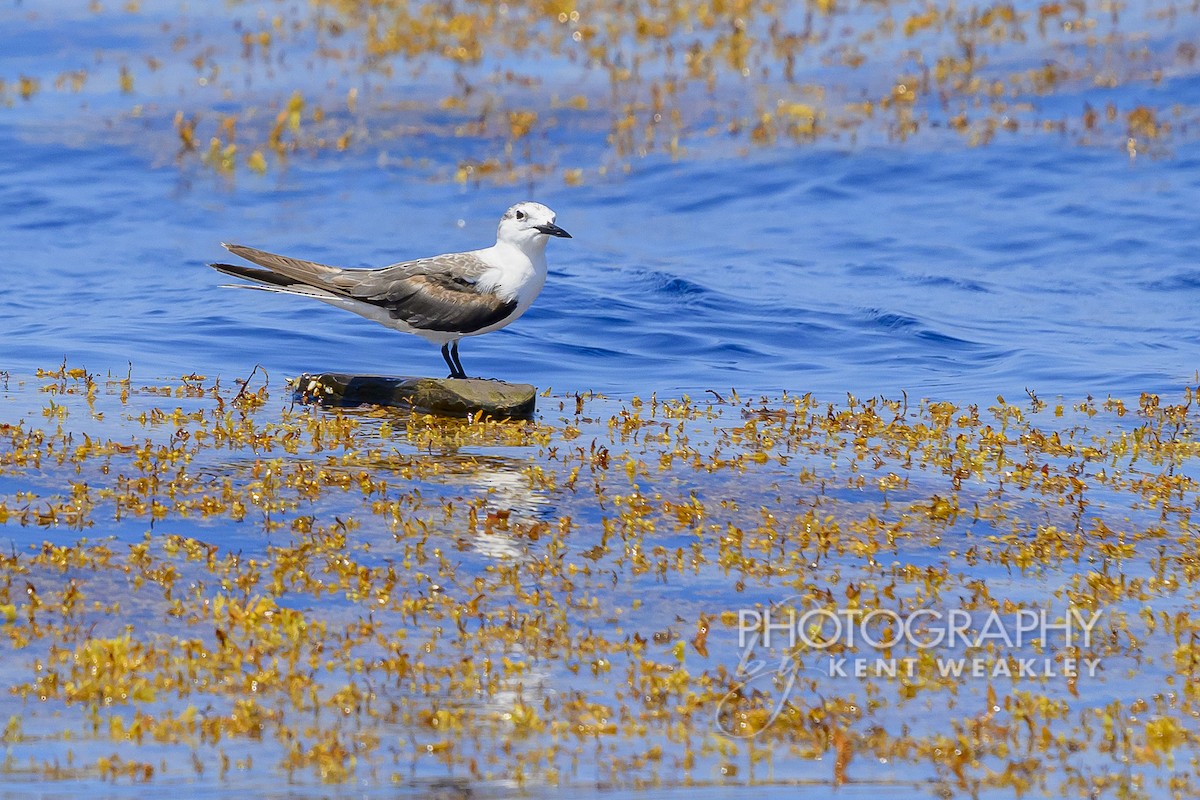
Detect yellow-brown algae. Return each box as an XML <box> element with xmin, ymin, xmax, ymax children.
<box><xmin>6</xmin><ymin>0</ymin><xmax>1195</xmax><ymax>180</ymax></box>
<box><xmin>0</xmin><ymin>365</ymin><xmax>1198</xmax><ymax>792</ymax></box>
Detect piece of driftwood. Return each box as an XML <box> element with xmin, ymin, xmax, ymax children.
<box><xmin>294</xmin><ymin>373</ymin><xmax>536</xmax><ymax>419</ymax></box>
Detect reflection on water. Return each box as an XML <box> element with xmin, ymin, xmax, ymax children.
<box><xmin>466</xmin><ymin>462</ymin><xmax>553</xmax><ymax>561</ymax></box>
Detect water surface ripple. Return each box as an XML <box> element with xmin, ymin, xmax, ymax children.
<box><xmin>3</xmin><ymin>0</ymin><xmax>1200</xmax><ymax>404</ymax></box>
<box><xmin>2</xmin><ymin>130</ymin><xmax>1197</xmax><ymax>401</ymax></box>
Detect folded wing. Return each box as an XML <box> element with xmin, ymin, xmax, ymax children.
<box><xmin>210</xmin><ymin>244</ymin><xmax>516</xmax><ymax>334</ymax></box>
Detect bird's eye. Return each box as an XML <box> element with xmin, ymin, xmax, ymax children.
<box><xmin>515</xmin><ymin>210</ymin><xmax>526</xmax><ymax>220</ymax></box>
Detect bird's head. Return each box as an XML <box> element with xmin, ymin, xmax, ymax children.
<box><xmin>496</xmin><ymin>202</ymin><xmax>571</xmax><ymax>251</ymax></box>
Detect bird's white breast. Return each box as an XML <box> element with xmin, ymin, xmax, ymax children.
<box><xmin>474</xmin><ymin>241</ymin><xmax>548</xmax><ymax>314</ymax></box>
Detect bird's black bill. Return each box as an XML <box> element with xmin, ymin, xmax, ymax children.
<box><xmin>535</xmin><ymin>223</ymin><xmax>572</xmax><ymax>238</ymax></box>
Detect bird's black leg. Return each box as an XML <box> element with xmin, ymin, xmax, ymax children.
<box><xmin>441</xmin><ymin>343</ymin><xmax>465</xmax><ymax>379</ymax></box>
<box><xmin>450</xmin><ymin>341</ymin><xmax>468</xmax><ymax>379</ymax></box>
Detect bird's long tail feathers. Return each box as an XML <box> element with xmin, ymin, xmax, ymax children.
<box><xmin>210</xmin><ymin>262</ymin><xmax>297</xmax><ymax>289</ymax></box>
<box><xmin>210</xmin><ymin>261</ymin><xmax>348</xmax><ymax>306</ymax></box>
<box><xmin>216</xmin><ymin>243</ymin><xmax>343</xmax><ymax>288</ymax></box>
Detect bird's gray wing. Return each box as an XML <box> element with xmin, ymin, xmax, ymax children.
<box><xmin>342</xmin><ymin>253</ymin><xmax>516</xmax><ymax>333</ymax></box>
<box><xmin>212</xmin><ymin>245</ymin><xmax>514</xmax><ymax>334</ymax></box>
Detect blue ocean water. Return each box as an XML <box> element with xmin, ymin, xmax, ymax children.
<box><xmin>4</xmin><ymin>127</ymin><xmax>1197</xmax><ymax>402</ymax></box>
<box><xmin>4</xmin><ymin>4</ymin><xmax>1200</xmax><ymax>797</ymax></box>
<box><xmin>2</xmin><ymin>0</ymin><xmax>1199</xmax><ymax>402</ymax></box>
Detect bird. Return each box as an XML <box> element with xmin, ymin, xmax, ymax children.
<box><xmin>209</xmin><ymin>202</ymin><xmax>570</xmax><ymax>380</ymax></box>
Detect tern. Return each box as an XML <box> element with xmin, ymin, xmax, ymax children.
<box><xmin>209</xmin><ymin>202</ymin><xmax>570</xmax><ymax>379</ymax></box>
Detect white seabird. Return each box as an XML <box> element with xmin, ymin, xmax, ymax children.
<box><xmin>209</xmin><ymin>201</ymin><xmax>571</xmax><ymax>379</ymax></box>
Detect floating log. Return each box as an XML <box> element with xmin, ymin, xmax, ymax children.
<box><xmin>294</xmin><ymin>373</ymin><xmax>537</xmax><ymax>419</ymax></box>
